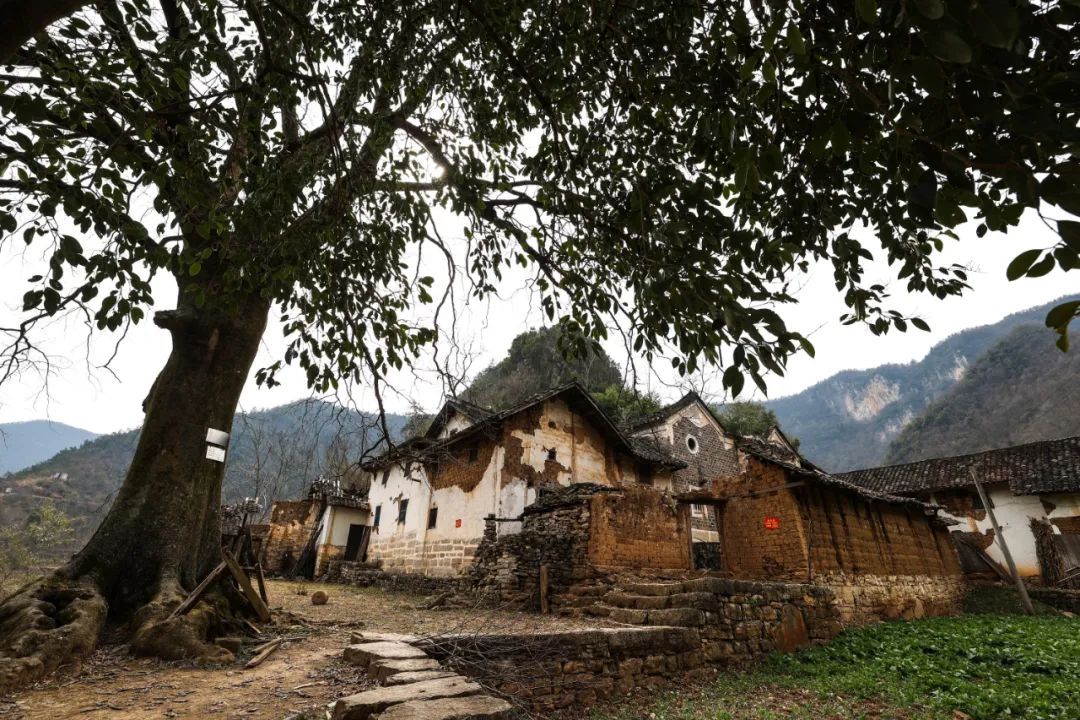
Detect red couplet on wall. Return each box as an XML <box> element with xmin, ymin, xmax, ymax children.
<box><xmin>763</xmin><ymin>516</ymin><xmax>781</xmax><ymax>531</ymax></box>
<box><xmin>455</xmin><ymin>518</ymin><xmax>462</xmax><ymax>528</ymax></box>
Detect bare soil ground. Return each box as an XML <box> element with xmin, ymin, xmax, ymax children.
<box><xmin>1</xmin><ymin>580</ymin><xmax>609</xmax><ymax>719</ymax></box>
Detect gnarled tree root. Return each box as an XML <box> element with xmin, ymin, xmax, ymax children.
<box><xmin>0</xmin><ymin>575</ymin><xmax>107</xmax><ymax>694</ymax></box>
<box><xmin>1</xmin><ymin>572</ymin><xmax>251</xmax><ymax>693</ymax></box>
<box><xmin>129</xmin><ymin>578</ymin><xmax>234</xmax><ymax>665</ymax></box>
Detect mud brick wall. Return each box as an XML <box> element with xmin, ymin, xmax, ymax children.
<box><xmin>718</xmin><ymin>459</ymin><xmax>809</xmax><ymax>581</ymax></box>
<box><xmin>1030</xmin><ymin>587</ymin><xmax>1080</xmax><ymax>614</ymax></box>
<box><xmin>426</xmin><ymin>439</ymin><xmax>497</xmax><ymax>492</ymax></box>
<box><xmin>316</xmin><ymin>543</ymin><xmax>344</xmax><ymax>577</ymax></box>
<box><xmin>801</xmin><ymin>484</ymin><xmax>963</xmax><ymax>577</ymax></box>
<box><xmin>588</xmin><ymin>486</ymin><xmax>692</xmax><ymax>570</ymax></box>
<box><xmin>262</xmin><ymin>500</ymin><xmax>319</xmax><ymax>573</ymax></box>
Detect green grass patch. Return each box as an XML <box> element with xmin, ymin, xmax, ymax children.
<box><xmin>593</xmin><ymin>614</ymin><xmax>1080</xmax><ymax>720</ymax></box>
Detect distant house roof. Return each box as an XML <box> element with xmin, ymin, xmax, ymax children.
<box><xmin>628</xmin><ymin>391</ymin><xmax>721</xmax><ymax>432</ymax></box>
<box><xmin>424</xmin><ymin>398</ymin><xmax>496</xmax><ymax>439</ymax></box>
<box><xmin>836</xmin><ymin>436</ymin><xmax>1080</xmax><ymax>497</ymax></box>
<box><xmin>362</xmin><ymin>382</ymin><xmax>687</xmax><ymax>472</ymax></box>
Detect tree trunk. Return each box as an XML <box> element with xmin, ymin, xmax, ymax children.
<box><xmin>70</xmin><ymin>292</ymin><xmax>270</xmax><ymax>614</ymax></box>
<box><xmin>0</xmin><ymin>286</ymin><xmax>272</xmax><ymax>691</ymax></box>
<box><xmin>0</xmin><ymin>0</ymin><xmax>89</xmax><ymax>61</ymax></box>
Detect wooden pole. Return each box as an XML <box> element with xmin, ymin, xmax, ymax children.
<box><xmin>539</xmin><ymin>564</ymin><xmax>550</xmax><ymax>614</ymax></box>
<box><xmin>970</xmin><ymin>469</ymin><xmax>1035</xmax><ymax>615</ymax></box>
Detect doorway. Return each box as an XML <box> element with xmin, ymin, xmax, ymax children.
<box><xmin>344</xmin><ymin>524</ymin><xmax>371</xmax><ymax>562</ymax></box>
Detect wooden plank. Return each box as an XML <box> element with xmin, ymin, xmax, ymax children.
<box><xmin>169</xmin><ymin>561</ymin><xmax>228</xmax><ymax>619</ymax></box>
<box><xmin>254</xmin><ymin>562</ymin><xmax>269</xmax><ymax>604</ymax></box>
<box><xmin>223</xmin><ymin>549</ymin><xmax>272</xmax><ymax>623</ymax></box>
<box><xmin>539</xmin><ymin>563</ymin><xmax>550</xmax><ymax>614</ymax></box>
<box><xmin>245</xmin><ymin>638</ymin><xmax>281</xmax><ymax>669</ymax></box>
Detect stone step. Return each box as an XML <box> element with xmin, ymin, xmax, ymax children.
<box><xmin>620</xmin><ymin>581</ymin><xmax>685</xmax><ymax>597</ymax></box>
<box><xmin>369</xmin><ymin>658</ymin><xmax>444</xmax><ymax>683</ymax></box>
<box><xmin>605</xmin><ymin>590</ymin><xmax>717</xmax><ymax>612</ymax></box>
<box><xmin>344</xmin><ymin>641</ymin><xmax>430</xmax><ymax>669</ymax></box>
<box><xmin>351</xmin><ymin>631</ymin><xmax>421</xmax><ymax>645</ymax></box>
<box><xmin>382</xmin><ymin>670</ymin><xmax>457</xmax><ymax>686</ymax></box>
<box><xmin>603</xmin><ymin>605</ymin><xmax>707</xmax><ymax>627</ymax></box>
<box><xmin>374</xmin><ymin>694</ymin><xmax>515</xmax><ymax>720</ymax></box>
<box><xmin>331</xmin><ymin>676</ymin><xmax>484</xmax><ymax>720</ymax></box>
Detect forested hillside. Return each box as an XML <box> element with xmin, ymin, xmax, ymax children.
<box><xmin>883</xmin><ymin>324</ymin><xmax>1080</xmax><ymax>465</ymax></box>
<box><xmin>765</xmin><ymin>298</ymin><xmax>1078</xmax><ymax>472</ymax></box>
<box><xmin>0</xmin><ymin>421</ymin><xmax>99</xmax><ymax>474</ymax></box>
<box><xmin>464</xmin><ymin>326</ymin><xmax>623</xmax><ymax>409</ymax></box>
<box><xmin>0</xmin><ymin>401</ymin><xmax>406</xmax><ymax>541</ymax></box>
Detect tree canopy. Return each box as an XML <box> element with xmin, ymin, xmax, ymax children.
<box><xmin>714</xmin><ymin>400</ymin><xmax>795</xmax><ymax>447</ymax></box>
<box><xmin>1</xmin><ymin>1</ymin><xmax>1077</xmax><ymax>404</ymax></box>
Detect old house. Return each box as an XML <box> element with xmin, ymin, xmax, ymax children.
<box><xmin>361</xmin><ymin>384</ymin><xmax>686</xmax><ymax>576</ymax></box>
<box><xmin>839</xmin><ymin>436</ymin><xmax>1080</xmax><ymax>587</ymax></box>
<box><xmin>262</xmin><ymin>478</ymin><xmax>370</xmax><ymax>577</ymax></box>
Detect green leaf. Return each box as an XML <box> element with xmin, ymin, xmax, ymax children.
<box><xmin>935</xmin><ymin>197</ymin><xmax>966</xmax><ymax>227</ymax></box>
<box><xmin>189</xmin><ymin>261</ymin><xmax>202</xmax><ymax>277</ymax></box>
<box><xmin>1059</xmin><ymin>220</ymin><xmax>1080</xmax><ymax>250</ymax></box>
<box><xmin>855</xmin><ymin>0</ymin><xmax>878</xmax><ymax>24</ymax></box>
<box><xmin>922</xmin><ymin>30</ymin><xmax>973</xmax><ymax>64</ymax></box>
<box><xmin>1026</xmin><ymin>254</ymin><xmax>1056</xmax><ymax>278</ymax></box>
<box><xmin>913</xmin><ymin>0</ymin><xmax>945</xmax><ymax>19</ymax></box>
<box><xmin>1046</xmin><ymin>301</ymin><xmax>1080</xmax><ymax>330</ymax></box>
<box><xmin>911</xmin><ymin>317</ymin><xmax>931</xmax><ymax>332</ymax></box>
<box><xmin>787</xmin><ymin>24</ymin><xmax>806</xmax><ymax>55</ymax></box>
<box><xmin>1005</xmin><ymin>249</ymin><xmax>1041</xmax><ymax>281</ymax></box>
<box><xmin>970</xmin><ymin>1</ymin><xmax>1019</xmax><ymax>49</ymax></box>
<box><xmin>911</xmin><ymin>56</ymin><xmax>946</xmax><ymax>97</ymax></box>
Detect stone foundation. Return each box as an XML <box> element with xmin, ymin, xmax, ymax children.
<box><xmin>326</xmin><ymin>560</ymin><xmax>467</xmax><ymax>596</ymax></box>
<box><xmin>419</xmin><ymin>626</ymin><xmax>706</xmax><ymax>713</ymax></box>
<box><xmin>818</xmin><ymin>573</ymin><xmax>967</xmax><ymax>625</ymax></box>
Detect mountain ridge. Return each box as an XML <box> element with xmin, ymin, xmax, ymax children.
<box><xmin>765</xmin><ymin>297</ymin><xmax>1080</xmax><ymax>472</ymax></box>
<box><xmin>0</xmin><ymin>420</ymin><xmax>100</xmax><ymax>475</ymax></box>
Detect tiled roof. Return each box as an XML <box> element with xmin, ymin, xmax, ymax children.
<box><xmin>836</xmin><ymin>436</ymin><xmax>1080</xmax><ymax>497</ymax></box>
<box><xmin>735</xmin><ymin>435</ymin><xmax>804</xmax><ymax>468</ymax></box>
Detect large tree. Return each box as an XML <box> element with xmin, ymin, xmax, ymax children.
<box><xmin>0</xmin><ymin>0</ymin><xmax>1077</xmax><ymax>688</ymax></box>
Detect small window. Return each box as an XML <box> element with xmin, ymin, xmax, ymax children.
<box><xmin>381</xmin><ymin>469</ymin><xmax>390</xmax><ymax>486</ymax></box>
<box><xmin>639</xmin><ymin>464</ymin><xmax>654</xmax><ymax>486</ymax></box>
<box><xmin>373</xmin><ymin>505</ymin><xmax>381</xmax><ymax>527</ymax></box>
<box><xmin>468</xmin><ymin>445</ymin><xmax>479</xmax><ymax>463</ymax></box>
<box><xmin>686</xmin><ymin>435</ymin><xmax>699</xmax><ymax>454</ymax></box>
<box><xmin>547</xmin><ymin>448</ymin><xmax>557</xmax><ymax>462</ymax></box>
<box><xmin>548</xmin><ymin>421</ymin><xmax>556</xmax><ymax>428</ymax></box>
<box><xmin>428</xmin><ymin>506</ymin><xmax>439</xmax><ymax>529</ymax></box>
<box><xmin>397</xmin><ymin>499</ymin><xmax>409</xmax><ymax>524</ymax></box>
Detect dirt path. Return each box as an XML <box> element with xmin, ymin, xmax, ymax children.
<box><xmin>1</xmin><ymin>580</ymin><xmax>608</xmax><ymax>719</ymax></box>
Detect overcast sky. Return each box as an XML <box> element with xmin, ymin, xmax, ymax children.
<box><xmin>1</xmin><ymin>209</ymin><xmax>1075</xmax><ymax>435</ymax></box>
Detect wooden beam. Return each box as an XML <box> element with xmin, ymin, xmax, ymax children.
<box><xmin>539</xmin><ymin>563</ymin><xmax>550</xmax><ymax>614</ymax></box>
<box><xmin>254</xmin><ymin>562</ymin><xmax>269</xmax><ymax>604</ymax></box>
<box><xmin>245</xmin><ymin>638</ymin><xmax>281</xmax><ymax>669</ymax></box>
<box><xmin>168</xmin><ymin>561</ymin><xmax>228</xmax><ymax>619</ymax></box>
<box><xmin>223</xmin><ymin>549</ymin><xmax>272</xmax><ymax>623</ymax></box>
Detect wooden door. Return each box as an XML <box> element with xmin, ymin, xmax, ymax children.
<box><xmin>344</xmin><ymin>524</ymin><xmax>371</xmax><ymax>562</ymax></box>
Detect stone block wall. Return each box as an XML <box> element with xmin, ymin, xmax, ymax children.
<box><xmin>470</xmin><ymin>503</ymin><xmax>593</xmax><ymax>609</ymax></box>
<box><xmin>326</xmin><ymin>560</ymin><xmax>466</xmax><ymax>595</ymax></box>
<box><xmin>818</xmin><ymin>573</ymin><xmax>967</xmax><ymax>625</ymax></box>
<box><xmin>588</xmin><ymin>486</ymin><xmax>692</xmax><ymax>571</ymax></box>
<box><xmin>419</xmin><ymin>626</ymin><xmax>706</xmax><ymax>713</ymax></box>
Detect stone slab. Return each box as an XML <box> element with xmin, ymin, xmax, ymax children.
<box><xmin>343</xmin><ymin>642</ymin><xmax>429</xmax><ymax>669</ymax></box>
<box><xmin>373</xmin><ymin>694</ymin><xmax>515</xmax><ymax>720</ymax></box>
<box><xmin>369</xmin><ymin>657</ymin><xmax>443</xmax><ymax>682</ymax></box>
<box><xmin>382</xmin><ymin>670</ymin><xmax>458</xmax><ymax>686</ymax></box>
<box><xmin>351</xmin><ymin>631</ymin><xmax>421</xmax><ymax>645</ymax></box>
<box><xmin>331</xmin><ymin>677</ymin><xmax>484</xmax><ymax>720</ymax></box>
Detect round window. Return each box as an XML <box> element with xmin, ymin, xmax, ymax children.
<box><xmin>686</xmin><ymin>435</ymin><xmax>699</xmax><ymax>454</ymax></box>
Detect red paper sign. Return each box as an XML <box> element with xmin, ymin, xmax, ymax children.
<box><xmin>763</xmin><ymin>516</ymin><xmax>781</xmax><ymax>530</ymax></box>
<box><xmin>455</xmin><ymin>518</ymin><xmax>462</xmax><ymax>528</ymax></box>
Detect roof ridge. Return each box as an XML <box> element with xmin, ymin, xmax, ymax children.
<box><xmin>839</xmin><ymin>434</ymin><xmax>1080</xmax><ymax>476</ymax></box>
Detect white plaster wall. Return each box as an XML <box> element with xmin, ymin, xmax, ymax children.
<box><xmin>367</xmin><ymin>460</ymin><xmax>431</xmax><ymax>551</ymax></box>
<box><xmin>437</xmin><ymin>413</ymin><xmax>474</xmax><ymax>439</ymax></box>
<box><xmin>933</xmin><ymin>486</ymin><xmax>1080</xmax><ymax>577</ymax></box>
<box><xmin>327</xmin><ymin>506</ymin><xmax>370</xmax><ymax>546</ymax></box>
